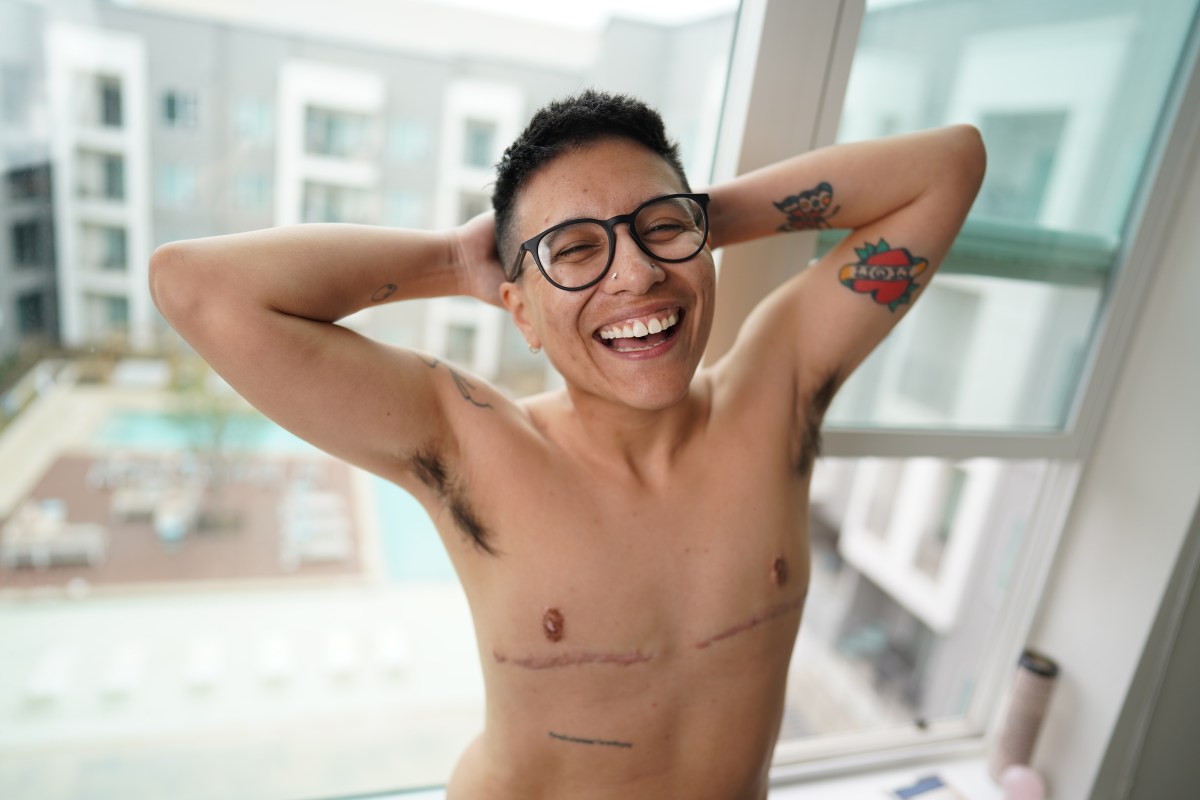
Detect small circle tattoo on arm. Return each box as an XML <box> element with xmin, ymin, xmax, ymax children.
<box><xmin>371</xmin><ymin>283</ymin><xmax>398</xmax><ymax>302</ymax></box>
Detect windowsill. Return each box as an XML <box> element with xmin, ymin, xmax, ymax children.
<box><xmin>367</xmin><ymin>756</ymin><xmax>1011</xmax><ymax>799</ymax></box>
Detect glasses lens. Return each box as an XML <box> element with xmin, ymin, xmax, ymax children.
<box><xmin>537</xmin><ymin>222</ymin><xmax>610</xmax><ymax>289</ymax></box>
<box><xmin>634</xmin><ymin>196</ymin><xmax>706</xmax><ymax>262</ymax></box>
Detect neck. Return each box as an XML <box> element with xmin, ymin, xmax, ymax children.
<box><xmin>556</xmin><ymin>379</ymin><xmax>709</xmax><ymax>483</ymax></box>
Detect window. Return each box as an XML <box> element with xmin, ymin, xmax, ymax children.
<box><xmin>462</xmin><ymin>118</ymin><xmax>496</xmax><ymax>168</ymax></box>
<box><xmin>7</xmin><ymin>164</ymin><xmax>51</xmax><ymax>201</ymax></box>
<box><xmin>234</xmin><ymin>99</ymin><xmax>273</xmax><ymax>141</ymax></box>
<box><xmin>12</xmin><ymin>220</ymin><xmax>49</xmax><ymax>267</ymax></box>
<box><xmin>305</xmin><ymin>106</ymin><xmax>374</xmax><ymax>159</ymax></box>
<box><xmin>23</xmin><ymin>0</ymin><xmax>1199</xmax><ymax>797</ymax></box>
<box><xmin>714</xmin><ymin>0</ymin><xmax>1200</xmax><ymax>776</ymax></box>
<box><xmin>162</xmin><ymin>89</ymin><xmax>198</xmax><ymax>128</ymax></box>
<box><xmin>77</xmin><ymin>151</ymin><xmax>125</xmax><ymax>201</ymax></box>
<box><xmin>302</xmin><ymin>182</ymin><xmax>375</xmax><ymax>223</ymax></box>
<box><xmin>156</xmin><ymin>164</ymin><xmax>197</xmax><ymax>206</ymax></box>
<box><xmin>81</xmin><ymin>224</ymin><xmax>128</xmax><ymax>271</ymax></box>
<box><xmin>99</xmin><ymin>75</ymin><xmax>121</xmax><ymax>128</ymax></box>
<box><xmin>16</xmin><ymin>292</ymin><xmax>46</xmax><ymax>335</ymax></box>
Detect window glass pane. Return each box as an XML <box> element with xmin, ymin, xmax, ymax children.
<box><xmin>791</xmin><ymin>456</ymin><xmax>1046</xmax><ymax>739</ymax></box>
<box><xmin>824</xmin><ymin>0</ymin><xmax>1200</xmax><ymax>432</ymax></box>
<box><xmin>0</xmin><ymin>2</ymin><xmax>739</xmax><ymax>799</ymax></box>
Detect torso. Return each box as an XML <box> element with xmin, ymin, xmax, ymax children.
<box><xmin>419</xmin><ymin>364</ymin><xmax>814</xmax><ymax>800</ymax></box>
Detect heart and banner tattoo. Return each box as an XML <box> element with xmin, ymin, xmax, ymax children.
<box><xmin>838</xmin><ymin>239</ymin><xmax>928</xmax><ymax>312</ymax></box>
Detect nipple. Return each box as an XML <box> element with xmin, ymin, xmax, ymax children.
<box><xmin>543</xmin><ymin>608</ymin><xmax>565</xmax><ymax>642</ymax></box>
<box><xmin>771</xmin><ymin>557</ymin><xmax>788</xmax><ymax>587</ymax></box>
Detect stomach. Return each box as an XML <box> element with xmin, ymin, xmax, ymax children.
<box><xmin>447</xmin><ymin>603</ymin><xmax>802</xmax><ymax>800</ymax></box>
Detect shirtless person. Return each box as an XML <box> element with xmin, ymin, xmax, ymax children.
<box><xmin>150</xmin><ymin>90</ymin><xmax>985</xmax><ymax>799</ymax></box>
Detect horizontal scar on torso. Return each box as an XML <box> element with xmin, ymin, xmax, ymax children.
<box><xmin>492</xmin><ymin>649</ymin><xmax>654</xmax><ymax>669</ymax></box>
<box><xmin>693</xmin><ymin>597</ymin><xmax>805</xmax><ymax>649</ymax></box>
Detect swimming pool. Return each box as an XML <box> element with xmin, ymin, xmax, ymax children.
<box><xmin>92</xmin><ymin>409</ymin><xmax>455</xmax><ymax>583</ymax></box>
<box><xmin>93</xmin><ymin>410</ymin><xmax>318</xmax><ymax>454</ymax></box>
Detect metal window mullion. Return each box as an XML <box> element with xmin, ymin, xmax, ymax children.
<box><xmin>823</xmin><ymin>428</ymin><xmax>1083</xmax><ymax>461</ymax></box>
<box><xmin>706</xmin><ymin>0</ymin><xmax>865</xmax><ymax>362</ymax></box>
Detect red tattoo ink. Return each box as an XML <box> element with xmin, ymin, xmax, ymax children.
<box><xmin>543</xmin><ymin>608</ymin><xmax>564</xmax><ymax>642</ymax></box>
<box><xmin>772</xmin><ymin>556</ymin><xmax>789</xmax><ymax>586</ymax></box>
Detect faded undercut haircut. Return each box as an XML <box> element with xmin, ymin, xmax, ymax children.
<box><xmin>492</xmin><ymin>89</ymin><xmax>692</xmax><ymax>281</ymax></box>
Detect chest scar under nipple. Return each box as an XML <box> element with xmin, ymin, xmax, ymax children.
<box><xmin>693</xmin><ymin>596</ymin><xmax>804</xmax><ymax>650</ymax></box>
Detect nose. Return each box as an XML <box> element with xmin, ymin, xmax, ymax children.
<box><xmin>603</xmin><ymin>224</ymin><xmax>664</xmax><ymax>294</ymax></box>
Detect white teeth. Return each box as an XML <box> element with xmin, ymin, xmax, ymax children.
<box><xmin>599</xmin><ymin>311</ymin><xmax>680</xmax><ymax>341</ymax></box>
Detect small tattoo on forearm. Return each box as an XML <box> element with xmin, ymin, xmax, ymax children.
<box><xmin>419</xmin><ymin>356</ymin><xmax>493</xmax><ymax>409</ymax></box>
<box><xmin>774</xmin><ymin>181</ymin><xmax>840</xmax><ymax>231</ymax></box>
<box><xmin>548</xmin><ymin>731</ymin><xmax>633</xmax><ymax>749</ymax></box>
<box><xmin>838</xmin><ymin>238</ymin><xmax>928</xmax><ymax>312</ymax></box>
<box><xmin>371</xmin><ymin>283</ymin><xmax>398</xmax><ymax>302</ymax></box>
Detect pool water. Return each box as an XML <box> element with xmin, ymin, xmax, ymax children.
<box><xmin>94</xmin><ymin>410</ymin><xmax>318</xmax><ymax>454</ymax></box>
<box><xmin>93</xmin><ymin>409</ymin><xmax>455</xmax><ymax>583</ymax></box>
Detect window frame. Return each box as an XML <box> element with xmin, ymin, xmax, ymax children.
<box><xmin>711</xmin><ymin>0</ymin><xmax>1200</xmax><ymax>785</ymax></box>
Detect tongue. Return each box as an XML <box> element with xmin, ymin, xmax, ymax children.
<box><xmin>611</xmin><ymin>331</ymin><xmax>670</xmax><ymax>352</ymax></box>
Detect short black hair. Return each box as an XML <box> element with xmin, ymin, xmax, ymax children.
<box><xmin>492</xmin><ymin>89</ymin><xmax>691</xmax><ymax>280</ymax></box>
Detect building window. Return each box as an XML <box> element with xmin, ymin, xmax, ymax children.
<box><xmin>162</xmin><ymin>90</ymin><xmax>198</xmax><ymax>128</ymax></box>
<box><xmin>389</xmin><ymin>118</ymin><xmax>430</xmax><ymax>164</ymax></box>
<box><xmin>302</xmin><ymin>182</ymin><xmax>374</xmax><ymax>224</ymax></box>
<box><xmin>234</xmin><ymin>99</ymin><xmax>274</xmax><ymax>141</ymax></box>
<box><xmin>7</xmin><ymin>164</ymin><xmax>51</xmax><ymax>201</ymax></box>
<box><xmin>156</xmin><ymin>164</ymin><xmax>198</xmax><ymax>206</ymax></box>
<box><xmin>16</xmin><ymin>292</ymin><xmax>46</xmax><ymax>335</ymax></box>
<box><xmin>305</xmin><ymin>107</ymin><xmax>373</xmax><ymax>159</ymax></box>
<box><xmin>82</xmin><ymin>224</ymin><xmax>128</xmax><ymax>271</ymax></box>
<box><xmin>234</xmin><ymin>173</ymin><xmax>272</xmax><ymax>212</ymax></box>
<box><xmin>462</xmin><ymin>118</ymin><xmax>496</xmax><ymax>168</ymax></box>
<box><xmin>12</xmin><ymin>220</ymin><xmax>49</xmax><ymax>267</ymax></box>
<box><xmin>99</xmin><ymin>75</ymin><xmax>122</xmax><ymax>128</ymax></box>
<box><xmin>77</xmin><ymin>151</ymin><xmax>125</xmax><ymax>201</ymax></box>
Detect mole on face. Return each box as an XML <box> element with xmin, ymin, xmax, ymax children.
<box><xmin>543</xmin><ymin>608</ymin><xmax>565</xmax><ymax>642</ymax></box>
<box><xmin>771</xmin><ymin>557</ymin><xmax>789</xmax><ymax>587</ymax></box>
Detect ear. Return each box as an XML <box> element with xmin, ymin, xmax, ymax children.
<box><xmin>501</xmin><ymin>280</ymin><xmax>542</xmax><ymax>351</ymax></box>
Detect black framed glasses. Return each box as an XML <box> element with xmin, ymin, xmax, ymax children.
<box><xmin>508</xmin><ymin>192</ymin><xmax>710</xmax><ymax>291</ymax></box>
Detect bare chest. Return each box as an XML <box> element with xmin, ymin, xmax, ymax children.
<box><xmin>469</xmin><ymin>458</ymin><xmax>811</xmax><ymax>666</ymax></box>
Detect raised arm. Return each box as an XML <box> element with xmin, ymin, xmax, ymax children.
<box><xmin>706</xmin><ymin>125</ymin><xmax>985</xmax><ymax>415</ymax></box>
<box><xmin>149</xmin><ymin>213</ymin><xmax>506</xmax><ymax>488</ymax></box>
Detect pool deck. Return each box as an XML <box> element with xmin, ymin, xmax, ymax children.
<box><xmin>0</xmin><ymin>380</ymin><xmax>381</xmax><ymax>592</ymax></box>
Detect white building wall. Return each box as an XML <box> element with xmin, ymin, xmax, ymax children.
<box><xmin>45</xmin><ymin>23</ymin><xmax>152</xmax><ymax>350</ymax></box>
<box><xmin>426</xmin><ymin>80</ymin><xmax>523</xmax><ymax>380</ymax></box>
<box><xmin>275</xmin><ymin>60</ymin><xmax>385</xmax><ymax>228</ymax></box>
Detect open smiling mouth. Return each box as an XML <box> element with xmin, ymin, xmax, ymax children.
<box><xmin>595</xmin><ymin>309</ymin><xmax>684</xmax><ymax>353</ymax></box>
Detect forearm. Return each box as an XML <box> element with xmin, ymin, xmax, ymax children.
<box><xmin>706</xmin><ymin>125</ymin><xmax>985</xmax><ymax>249</ymax></box>
<box><xmin>150</xmin><ymin>223</ymin><xmax>461</xmax><ymax>328</ymax></box>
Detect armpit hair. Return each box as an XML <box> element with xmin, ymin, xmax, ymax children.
<box><xmin>410</xmin><ymin>446</ymin><xmax>499</xmax><ymax>556</ymax></box>
<box><xmin>796</xmin><ymin>371</ymin><xmax>840</xmax><ymax>477</ymax></box>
